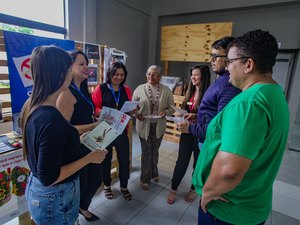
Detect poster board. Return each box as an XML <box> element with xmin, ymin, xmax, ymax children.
<box><xmin>161</xmin><ymin>22</ymin><xmax>233</xmax><ymax>62</ymax></box>
<box><xmin>0</xmin><ymin>149</ymin><xmax>30</xmax><ymax>224</ymax></box>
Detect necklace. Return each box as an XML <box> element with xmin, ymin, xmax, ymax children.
<box><xmin>109</xmin><ymin>84</ymin><xmax>121</xmax><ymax>108</ymax></box>
<box><xmin>148</xmin><ymin>84</ymin><xmax>160</xmax><ymax>114</ymax></box>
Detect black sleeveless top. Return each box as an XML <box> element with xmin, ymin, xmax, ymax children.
<box><xmin>100</xmin><ymin>83</ymin><xmax>129</xmax><ymax>110</ymax></box>
<box><xmin>69</xmin><ymin>85</ymin><xmax>94</xmax><ymax>126</ymax></box>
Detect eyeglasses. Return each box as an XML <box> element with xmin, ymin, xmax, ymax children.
<box><xmin>146</xmin><ymin>72</ymin><xmax>159</xmax><ymax>77</ymax></box>
<box><xmin>225</xmin><ymin>57</ymin><xmax>251</xmax><ymax>67</ymax></box>
<box><xmin>209</xmin><ymin>53</ymin><xmax>227</xmax><ymax>61</ymax></box>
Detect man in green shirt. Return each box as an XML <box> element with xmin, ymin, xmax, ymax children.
<box><xmin>192</xmin><ymin>29</ymin><xmax>290</xmax><ymax>225</ymax></box>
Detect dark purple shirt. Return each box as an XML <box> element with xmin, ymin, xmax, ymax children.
<box><xmin>188</xmin><ymin>71</ymin><xmax>241</xmax><ymax>143</ymax></box>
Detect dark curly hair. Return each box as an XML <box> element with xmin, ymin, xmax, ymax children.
<box><xmin>211</xmin><ymin>36</ymin><xmax>235</xmax><ymax>53</ymax></box>
<box><xmin>106</xmin><ymin>62</ymin><xmax>128</xmax><ymax>86</ymax></box>
<box><xmin>229</xmin><ymin>29</ymin><xmax>278</xmax><ymax>74</ymax></box>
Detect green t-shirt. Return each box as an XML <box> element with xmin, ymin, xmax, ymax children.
<box><xmin>192</xmin><ymin>84</ymin><xmax>289</xmax><ymax>225</ymax></box>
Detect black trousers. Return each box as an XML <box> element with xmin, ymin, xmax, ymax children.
<box><xmin>171</xmin><ymin>133</ymin><xmax>199</xmax><ymax>190</ymax></box>
<box><xmin>79</xmin><ymin>146</ymin><xmax>102</xmax><ymax>210</ymax></box>
<box><xmin>102</xmin><ymin>132</ymin><xmax>130</xmax><ymax>188</ymax></box>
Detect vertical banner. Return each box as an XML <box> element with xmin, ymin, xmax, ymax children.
<box><xmin>3</xmin><ymin>31</ymin><xmax>75</xmax><ymax>135</ymax></box>
<box><xmin>0</xmin><ymin>149</ymin><xmax>30</xmax><ymax>224</ymax></box>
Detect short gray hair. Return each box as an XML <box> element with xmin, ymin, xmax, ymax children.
<box><xmin>147</xmin><ymin>65</ymin><xmax>162</xmax><ymax>76</ymax></box>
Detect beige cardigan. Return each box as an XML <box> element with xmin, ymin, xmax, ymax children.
<box><xmin>132</xmin><ymin>83</ymin><xmax>175</xmax><ymax>140</ymax></box>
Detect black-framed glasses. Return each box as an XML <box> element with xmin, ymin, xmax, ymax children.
<box><xmin>209</xmin><ymin>53</ymin><xmax>227</xmax><ymax>61</ymax></box>
<box><xmin>225</xmin><ymin>57</ymin><xmax>251</xmax><ymax>67</ymax></box>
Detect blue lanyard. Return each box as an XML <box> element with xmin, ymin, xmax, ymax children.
<box><xmin>71</xmin><ymin>83</ymin><xmax>94</xmax><ymax>112</ymax></box>
<box><xmin>109</xmin><ymin>84</ymin><xmax>121</xmax><ymax>108</ymax></box>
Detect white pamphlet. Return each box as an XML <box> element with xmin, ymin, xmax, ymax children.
<box><xmin>99</xmin><ymin>106</ymin><xmax>131</xmax><ymax>134</ymax></box>
<box><xmin>165</xmin><ymin>116</ymin><xmax>184</xmax><ymax>123</ymax></box>
<box><xmin>81</xmin><ymin>121</ymin><xmax>119</xmax><ymax>151</ymax></box>
<box><xmin>171</xmin><ymin>105</ymin><xmax>188</xmax><ymax>116</ymax></box>
<box><xmin>143</xmin><ymin>115</ymin><xmax>163</xmax><ymax>119</ymax></box>
<box><xmin>120</xmin><ymin>101</ymin><xmax>139</xmax><ymax>113</ymax></box>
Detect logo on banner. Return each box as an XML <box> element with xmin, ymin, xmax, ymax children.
<box><xmin>12</xmin><ymin>55</ymin><xmax>33</xmax><ymax>88</ymax></box>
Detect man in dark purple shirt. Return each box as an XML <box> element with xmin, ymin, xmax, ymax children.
<box><xmin>178</xmin><ymin>36</ymin><xmax>241</xmax><ymax>144</ymax></box>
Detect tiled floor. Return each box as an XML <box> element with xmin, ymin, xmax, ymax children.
<box><xmin>5</xmin><ymin>130</ymin><xmax>300</xmax><ymax>225</ymax></box>
<box><xmin>76</xmin><ymin>130</ymin><xmax>300</xmax><ymax>225</ymax></box>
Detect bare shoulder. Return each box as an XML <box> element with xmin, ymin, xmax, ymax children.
<box><xmin>58</xmin><ymin>89</ymin><xmax>76</xmax><ymax>106</ymax></box>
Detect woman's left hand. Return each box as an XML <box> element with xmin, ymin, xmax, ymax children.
<box><xmin>159</xmin><ymin>110</ymin><xmax>166</xmax><ymax>117</ymax></box>
<box><xmin>129</xmin><ymin>108</ymin><xmax>138</xmax><ymax>116</ymax></box>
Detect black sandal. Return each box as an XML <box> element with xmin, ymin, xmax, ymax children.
<box><xmin>104</xmin><ymin>187</ymin><xmax>113</xmax><ymax>199</ymax></box>
<box><xmin>121</xmin><ymin>189</ymin><xmax>132</xmax><ymax>201</ymax></box>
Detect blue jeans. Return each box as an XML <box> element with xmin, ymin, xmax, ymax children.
<box><xmin>198</xmin><ymin>207</ymin><xmax>265</xmax><ymax>225</ymax></box>
<box><xmin>25</xmin><ymin>173</ymin><xmax>80</xmax><ymax>225</ymax></box>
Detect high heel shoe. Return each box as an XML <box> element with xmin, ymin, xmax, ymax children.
<box><xmin>79</xmin><ymin>210</ymin><xmax>99</xmax><ymax>221</ymax></box>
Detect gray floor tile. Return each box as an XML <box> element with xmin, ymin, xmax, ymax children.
<box><xmin>78</xmin><ymin>214</ymin><xmax>117</xmax><ymax>225</ymax></box>
<box><xmin>148</xmin><ymin>188</ymin><xmax>191</xmax><ymax>221</ymax></box>
<box><xmin>127</xmin><ymin>206</ymin><xmax>178</xmax><ymax>225</ymax></box>
<box><xmin>179</xmin><ymin>202</ymin><xmax>199</xmax><ymax>225</ymax></box>
<box><xmin>93</xmin><ymin>198</ymin><xmax>145</xmax><ymax>225</ymax></box>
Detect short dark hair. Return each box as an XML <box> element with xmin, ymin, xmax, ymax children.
<box><xmin>106</xmin><ymin>62</ymin><xmax>128</xmax><ymax>86</ymax></box>
<box><xmin>230</xmin><ymin>29</ymin><xmax>278</xmax><ymax>74</ymax></box>
<box><xmin>211</xmin><ymin>36</ymin><xmax>235</xmax><ymax>53</ymax></box>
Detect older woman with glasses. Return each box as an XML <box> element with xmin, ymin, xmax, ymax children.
<box><xmin>132</xmin><ymin>65</ymin><xmax>175</xmax><ymax>190</ymax></box>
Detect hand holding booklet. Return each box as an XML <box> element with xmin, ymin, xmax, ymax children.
<box><xmin>165</xmin><ymin>116</ymin><xmax>185</xmax><ymax>123</ymax></box>
<box><xmin>81</xmin><ymin>106</ymin><xmax>131</xmax><ymax>151</ymax></box>
<box><xmin>81</xmin><ymin>121</ymin><xmax>119</xmax><ymax>151</ymax></box>
<box><xmin>171</xmin><ymin>105</ymin><xmax>188</xmax><ymax>116</ymax></box>
<box><xmin>98</xmin><ymin>106</ymin><xmax>131</xmax><ymax>134</ymax></box>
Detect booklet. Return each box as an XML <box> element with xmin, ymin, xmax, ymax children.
<box><xmin>120</xmin><ymin>101</ymin><xmax>139</xmax><ymax>113</ymax></box>
<box><xmin>165</xmin><ymin>116</ymin><xmax>185</xmax><ymax>123</ymax></box>
<box><xmin>81</xmin><ymin>121</ymin><xmax>119</xmax><ymax>151</ymax></box>
<box><xmin>143</xmin><ymin>115</ymin><xmax>163</xmax><ymax>119</ymax></box>
<box><xmin>99</xmin><ymin>106</ymin><xmax>131</xmax><ymax>134</ymax></box>
<box><xmin>171</xmin><ymin>105</ymin><xmax>188</xmax><ymax>116</ymax></box>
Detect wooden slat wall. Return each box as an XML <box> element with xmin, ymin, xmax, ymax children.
<box><xmin>161</xmin><ymin>22</ymin><xmax>233</xmax><ymax>62</ymax></box>
<box><xmin>163</xmin><ymin>95</ymin><xmax>185</xmax><ymax>143</ymax></box>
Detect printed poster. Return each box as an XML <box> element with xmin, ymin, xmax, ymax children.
<box><xmin>3</xmin><ymin>31</ymin><xmax>75</xmax><ymax>135</ymax></box>
<box><xmin>81</xmin><ymin>121</ymin><xmax>119</xmax><ymax>151</ymax></box>
<box><xmin>0</xmin><ymin>149</ymin><xmax>30</xmax><ymax>224</ymax></box>
<box><xmin>99</xmin><ymin>106</ymin><xmax>130</xmax><ymax>134</ymax></box>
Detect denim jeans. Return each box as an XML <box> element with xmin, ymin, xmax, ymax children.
<box><xmin>25</xmin><ymin>173</ymin><xmax>80</xmax><ymax>225</ymax></box>
<box><xmin>198</xmin><ymin>207</ymin><xmax>265</xmax><ymax>225</ymax></box>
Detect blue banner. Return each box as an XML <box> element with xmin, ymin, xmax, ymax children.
<box><xmin>3</xmin><ymin>31</ymin><xmax>75</xmax><ymax>134</ymax></box>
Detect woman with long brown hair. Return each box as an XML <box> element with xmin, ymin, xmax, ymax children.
<box><xmin>167</xmin><ymin>65</ymin><xmax>211</xmax><ymax>204</ymax></box>
<box><xmin>22</xmin><ymin>46</ymin><xmax>106</xmax><ymax>224</ymax></box>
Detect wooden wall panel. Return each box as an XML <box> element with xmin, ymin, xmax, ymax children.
<box><xmin>161</xmin><ymin>22</ymin><xmax>232</xmax><ymax>62</ymax></box>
